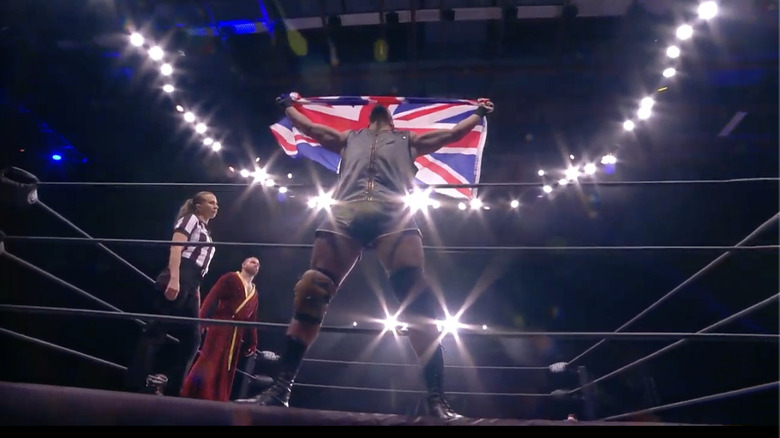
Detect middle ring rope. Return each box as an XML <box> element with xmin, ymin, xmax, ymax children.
<box><xmin>0</xmin><ymin>303</ymin><xmax>776</xmax><ymax>342</ymax></box>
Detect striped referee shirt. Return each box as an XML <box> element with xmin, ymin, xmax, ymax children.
<box><xmin>174</xmin><ymin>213</ymin><xmax>215</xmax><ymax>276</ymax></box>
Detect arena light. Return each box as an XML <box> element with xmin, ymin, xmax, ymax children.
<box><xmin>403</xmin><ymin>188</ymin><xmax>431</xmax><ymax>213</ymax></box>
<box><xmin>601</xmin><ymin>154</ymin><xmax>617</xmax><ymax>165</ymax></box>
<box><xmin>623</xmin><ymin>120</ymin><xmax>635</xmax><ymax>131</ymax></box>
<box><xmin>663</xmin><ymin>67</ymin><xmax>676</xmax><ymax>78</ymax></box>
<box><xmin>583</xmin><ymin>163</ymin><xmax>597</xmax><ymax>175</ymax></box>
<box><xmin>129</xmin><ymin>32</ymin><xmax>144</xmax><ymax>47</ymax></box>
<box><xmin>666</xmin><ymin>45</ymin><xmax>681</xmax><ymax>58</ymax></box>
<box><xmin>469</xmin><ymin>198</ymin><xmax>483</xmax><ymax>210</ymax></box>
<box><xmin>436</xmin><ymin>316</ymin><xmax>462</xmax><ymax>335</ymax></box>
<box><xmin>637</xmin><ymin>106</ymin><xmax>652</xmax><ymax>120</ymax></box>
<box><xmin>309</xmin><ymin>193</ymin><xmax>335</xmax><ymax>210</ymax></box>
<box><xmin>127</xmin><ymin>31</ymin><xmax>231</xmax><ymax>161</ymax></box>
<box><xmin>538</xmin><ymin>169</ymin><xmax>545</xmax><ymax>176</ymax></box>
<box><xmin>510</xmin><ymin>199</ymin><xmax>519</xmax><ymax>208</ymax></box>
<box><xmin>251</xmin><ymin>168</ymin><xmax>269</xmax><ymax>184</ymax></box>
<box><xmin>698</xmin><ymin>1</ymin><xmax>718</xmax><ymax>20</ymax></box>
<box><xmin>542</xmin><ymin>185</ymin><xmax>553</xmax><ymax>193</ymax></box>
<box><xmin>148</xmin><ymin>46</ymin><xmax>164</xmax><ymax>61</ymax></box>
<box><xmin>676</xmin><ymin>24</ymin><xmax>693</xmax><ymax>41</ymax></box>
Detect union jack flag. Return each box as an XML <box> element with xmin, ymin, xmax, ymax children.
<box><xmin>269</xmin><ymin>94</ymin><xmax>487</xmax><ymax>199</ymax></box>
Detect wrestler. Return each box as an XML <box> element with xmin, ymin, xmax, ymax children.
<box><xmin>181</xmin><ymin>257</ymin><xmax>262</xmax><ymax>402</ymax></box>
<box><xmin>125</xmin><ymin>191</ymin><xmax>218</xmax><ymax>397</ymax></box>
<box><xmin>236</xmin><ymin>94</ymin><xmax>494</xmax><ymax>419</ymax></box>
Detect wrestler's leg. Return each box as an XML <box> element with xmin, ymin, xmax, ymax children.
<box><xmin>236</xmin><ymin>231</ymin><xmax>362</xmax><ymax>406</ymax></box>
<box><xmin>287</xmin><ymin>231</ymin><xmax>363</xmax><ymax>345</ymax></box>
<box><xmin>374</xmin><ymin>231</ymin><xmax>462</xmax><ymax>419</ymax></box>
<box><xmin>374</xmin><ymin>232</ymin><xmax>440</xmax><ymax>360</ymax></box>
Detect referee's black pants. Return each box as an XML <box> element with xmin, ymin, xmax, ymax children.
<box><xmin>125</xmin><ymin>259</ymin><xmax>202</xmax><ymax>397</ymax></box>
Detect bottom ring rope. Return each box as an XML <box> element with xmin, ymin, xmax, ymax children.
<box><xmin>598</xmin><ymin>381</ymin><xmax>780</xmax><ymax>421</ymax></box>
<box><xmin>569</xmin><ymin>292</ymin><xmax>779</xmax><ymax>395</ymax></box>
<box><xmin>0</xmin><ymin>325</ymin><xmax>555</xmax><ymax>398</ymax></box>
<box><xmin>2</xmin><ymin>314</ymin><xmax>773</xmax><ymax>421</ymax></box>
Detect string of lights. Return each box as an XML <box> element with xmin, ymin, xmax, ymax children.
<box><xmin>124</xmin><ymin>2</ymin><xmax>721</xmax><ymax>213</ymax></box>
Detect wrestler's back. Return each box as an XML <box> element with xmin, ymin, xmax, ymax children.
<box><xmin>333</xmin><ymin>129</ymin><xmax>417</xmax><ymax>204</ymax></box>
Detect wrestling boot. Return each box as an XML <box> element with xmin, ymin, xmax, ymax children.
<box><xmin>144</xmin><ymin>374</ymin><xmax>168</xmax><ymax>396</ymax></box>
<box><xmin>424</xmin><ymin>345</ymin><xmax>463</xmax><ymax>420</ymax></box>
<box><xmin>235</xmin><ymin>336</ymin><xmax>307</xmax><ymax>407</ymax></box>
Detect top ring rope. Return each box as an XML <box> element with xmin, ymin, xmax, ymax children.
<box><xmin>34</xmin><ymin>176</ymin><xmax>780</xmax><ymax>189</ymax></box>
<box><xmin>4</xmin><ymin>235</ymin><xmax>778</xmax><ymax>252</ymax></box>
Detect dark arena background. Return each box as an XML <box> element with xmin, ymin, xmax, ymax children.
<box><xmin>0</xmin><ymin>0</ymin><xmax>778</xmax><ymax>427</ymax></box>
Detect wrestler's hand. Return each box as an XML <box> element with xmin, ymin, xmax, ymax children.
<box><xmin>164</xmin><ymin>278</ymin><xmax>180</xmax><ymax>301</ymax></box>
<box><xmin>276</xmin><ymin>92</ymin><xmax>301</xmax><ymax>109</ymax></box>
<box><xmin>477</xmin><ymin>98</ymin><xmax>494</xmax><ymax>114</ymax></box>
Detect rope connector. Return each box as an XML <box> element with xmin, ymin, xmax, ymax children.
<box><xmin>0</xmin><ymin>167</ymin><xmax>39</xmax><ymax>208</ymax></box>
<box><xmin>549</xmin><ymin>362</ymin><xmax>568</xmax><ymax>373</ymax></box>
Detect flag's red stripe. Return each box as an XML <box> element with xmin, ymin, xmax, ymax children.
<box><xmin>415</xmin><ymin>155</ymin><xmax>472</xmax><ymax>198</ymax></box>
<box><xmin>299</xmin><ymin>108</ymin><xmax>360</xmax><ymax>132</ymax></box>
<box><xmin>394</xmin><ymin>103</ymin><xmax>458</xmax><ymax>121</ymax></box>
<box><xmin>271</xmin><ymin>130</ymin><xmax>298</xmax><ymax>153</ymax></box>
<box><xmin>405</xmin><ymin>128</ymin><xmax>481</xmax><ymax>150</ymax></box>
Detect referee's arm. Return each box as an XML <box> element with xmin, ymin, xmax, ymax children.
<box><xmin>167</xmin><ymin>231</ymin><xmax>188</xmax><ymax>282</ymax></box>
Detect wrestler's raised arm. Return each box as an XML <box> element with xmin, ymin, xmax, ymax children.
<box><xmin>409</xmin><ymin>99</ymin><xmax>494</xmax><ymax>158</ymax></box>
<box><xmin>276</xmin><ymin>95</ymin><xmax>348</xmax><ymax>153</ymax></box>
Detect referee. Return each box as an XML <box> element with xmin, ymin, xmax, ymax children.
<box><xmin>125</xmin><ymin>191</ymin><xmax>218</xmax><ymax>397</ymax></box>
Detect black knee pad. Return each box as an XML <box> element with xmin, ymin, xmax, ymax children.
<box><xmin>389</xmin><ymin>266</ymin><xmax>441</xmax><ymax>320</ymax></box>
<box><xmin>293</xmin><ymin>268</ymin><xmax>337</xmax><ymax>324</ymax></box>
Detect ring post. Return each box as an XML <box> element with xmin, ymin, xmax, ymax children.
<box><xmin>578</xmin><ymin>366</ymin><xmax>596</xmax><ymax>420</ymax></box>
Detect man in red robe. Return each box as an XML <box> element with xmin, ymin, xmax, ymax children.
<box><xmin>181</xmin><ymin>257</ymin><xmax>261</xmax><ymax>402</ymax></box>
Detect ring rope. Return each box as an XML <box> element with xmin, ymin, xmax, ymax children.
<box><xmin>1</xmin><ymin>303</ymin><xmax>777</xmax><ymax>342</ymax></box>
<box><xmin>301</xmin><ymin>358</ymin><xmax>549</xmax><ymax>371</ymax></box>
<box><xmin>0</xmin><ymin>326</ymin><xmax>555</xmax><ymax>398</ymax></box>
<box><xmin>35</xmin><ymin>201</ymin><xmax>157</xmax><ymax>287</ymax></box>
<box><xmin>569</xmin><ymin>292</ymin><xmax>780</xmax><ymax>395</ymax></box>
<box><xmin>1</xmin><ymin>250</ymin><xmax>180</xmax><ymax>344</ymax></box>
<box><xmin>0</xmin><ymin>326</ymin><xmax>127</xmax><ymax>372</ymax></box>
<box><xmin>5</xmin><ymin>235</ymin><xmax>779</xmax><ymax>252</ymax></box>
<box><xmin>34</xmin><ymin>176</ymin><xmax>780</xmax><ymax>189</ymax></box>
<box><xmin>598</xmin><ymin>381</ymin><xmax>780</xmax><ymax>422</ymax></box>
<box><xmin>282</xmin><ymin>383</ymin><xmax>554</xmax><ymax>397</ymax></box>
<box><xmin>566</xmin><ymin>212</ymin><xmax>780</xmax><ymax>366</ymax></box>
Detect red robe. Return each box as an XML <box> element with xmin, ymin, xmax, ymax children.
<box><xmin>181</xmin><ymin>272</ymin><xmax>258</xmax><ymax>402</ymax></box>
